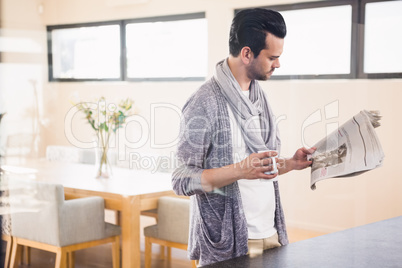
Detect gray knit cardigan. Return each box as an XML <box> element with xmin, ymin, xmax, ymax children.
<box><xmin>172</xmin><ymin>77</ymin><xmax>289</xmax><ymax>266</ymax></box>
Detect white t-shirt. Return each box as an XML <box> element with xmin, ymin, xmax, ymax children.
<box><xmin>228</xmin><ymin>90</ymin><xmax>277</xmax><ymax>239</ymax></box>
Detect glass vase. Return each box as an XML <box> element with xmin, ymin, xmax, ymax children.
<box><xmin>95</xmin><ymin>145</ymin><xmax>112</xmax><ymax>179</ymax></box>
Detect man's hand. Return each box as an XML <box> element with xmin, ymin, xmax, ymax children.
<box><xmin>238</xmin><ymin>151</ymin><xmax>278</xmax><ymax>180</ymax></box>
<box><xmin>292</xmin><ymin>147</ymin><xmax>316</xmax><ymax>170</ymax></box>
<box><xmin>278</xmin><ymin>147</ymin><xmax>316</xmax><ymax>175</ymax></box>
<box><xmin>201</xmin><ymin>150</ymin><xmax>278</xmax><ymax>191</ymax></box>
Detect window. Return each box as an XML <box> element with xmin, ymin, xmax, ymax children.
<box><xmin>47</xmin><ymin>13</ymin><xmax>207</xmax><ymax>82</ymax></box>
<box><xmin>125</xmin><ymin>13</ymin><xmax>207</xmax><ymax>81</ymax></box>
<box><xmin>48</xmin><ymin>23</ymin><xmax>121</xmax><ymax>81</ymax></box>
<box><xmin>237</xmin><ymin>0</ymin><xmax>402</xmax><ymax>79</ymax></box>
<box><xmin>274</xmin><ymin>4</ymin><xmax>352</xmax><ymax>78</ymax></box>
<box><xmin>360</xmin><ymin>0</ymin><xmax>402</xmax><ymax>78</ymax></box>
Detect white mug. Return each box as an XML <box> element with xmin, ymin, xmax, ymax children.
<box><xmin>258</xmin><ymin>150</ymin><xmax>278</xmax><ymax>182</ymax></box>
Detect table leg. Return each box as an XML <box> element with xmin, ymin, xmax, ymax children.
<box><xmin>121</xmin><ymin>195</ymin><xmax>141</xmax><ymax>268</ymax></box>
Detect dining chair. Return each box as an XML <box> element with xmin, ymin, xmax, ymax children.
<box><xmin>8</xmin><ymin>180</ymin><xmax>121</xmax><ymax>268</ymax></box>
<box><xmin>1</xmin><ymin>185</ymin><xmax>14</xmax><ymax>268</ymax></box>
<box><xmin>2</xmin><ymin>233</ymin><xmax>12</xmax><ymax>268</ymax></box>
<box><xmin>45</xmin><ymin>145</ymin><xmax>122</xmax><ymax>225</ymax></box>
<box><xmin>5</xmin><ymin>133</ymin><xmax>34</xmax><ymax>158</ymax></box>
<box><xmin>2</xmin><ymin>216</ymin><xmax>29</xmax><ymax>268</ymax></box>
<box><xmin>144</xmin><ymin>196</ymin><xmax>196</xmax><ymax>268</ymax></box>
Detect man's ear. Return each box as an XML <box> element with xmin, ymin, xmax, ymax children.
<box><xmin>240</xmin><ymin>46</ymin><xmax>253</xmax><ymax>65</ymax></box>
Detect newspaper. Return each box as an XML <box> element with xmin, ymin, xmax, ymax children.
<box><xmin>309</xmin><ymin>110</ymin><xmax>384</xmax><ymax>190</ymax></box>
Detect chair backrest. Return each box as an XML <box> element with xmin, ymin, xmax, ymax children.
<box><xmin>157</xmin><ymin>196</ymin><xmax>190</xmax><ymax>244</ymax></box>
<box><xmin>1</xmin><ymin>175</ymin><xmax>12</xmax><ymax>235</ymax></box>
<box><xmin>5</xmin><ymin>133</ymin><xmax>34</xmax><ymax>157</ymax></box>
<box><xmin>46</xmin><ymin>145</ymin><xmax>118</xmax><ymax>165</ymax></box>
<box><xmin>46</xmin><ymin>145</ymin><xmax>96</xmax><ymax>164</ymax></box>
<box><xmin>10</xmin><ymin>180</ymin><xmax>64</xmax><ymax>245</ymax></box>
<box><xmin>1</xmin><ymin>213</ymin><xmax>11</xmax><ymax>235</ymax></box>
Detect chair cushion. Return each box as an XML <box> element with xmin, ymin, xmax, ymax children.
<box><xmin>144</xmin><ymin>225</ymin><xmax>158</xmax><ymax>239</ymax></box>
<box><xmin>105</xmin><ymin>223</ymin><xmax>121</xmax><ymax>237</ymax></box>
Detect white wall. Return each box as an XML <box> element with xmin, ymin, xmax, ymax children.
<box><xmin>1</xmin><ymin>0</ymin><xmax>401</xmax><ymax>233</ymax></box>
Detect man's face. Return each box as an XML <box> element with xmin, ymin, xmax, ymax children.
<box><xmin>246</xmin><ymin>33</ymin><xmax>284</xmax><ymax>81</ymax></box>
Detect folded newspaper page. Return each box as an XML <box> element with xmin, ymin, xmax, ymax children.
<box><xmin>309</xmin><ymin>110</ymin><xmax>384</xmax><ymax>190</ymax></box>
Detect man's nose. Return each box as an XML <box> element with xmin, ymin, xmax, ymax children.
<box><xmin>273</xmin><ymin>58</ymin><xmax>281</xmax><ymax>68</ymax></box>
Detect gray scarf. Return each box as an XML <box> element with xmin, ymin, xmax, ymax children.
<box><xmin>214</xmin><ymin>58</ymin><xmax>281</xmax><ymax>154</ymax></box>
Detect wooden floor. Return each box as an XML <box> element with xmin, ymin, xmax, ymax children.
<box><xmin>287</xmin><ymin>226</ymin><xmax>326</xmax><ymax>244</ymax></box>
<box><xmin>1</xmin><ymin>216</ymin><xmax>326</xmax><ymax>268</ymax></box>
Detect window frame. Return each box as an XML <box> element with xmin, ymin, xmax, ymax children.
<box><xmin>46</xmin><ymin>12</ymin><xmax>207</xmax><ymax>82</ymax></box>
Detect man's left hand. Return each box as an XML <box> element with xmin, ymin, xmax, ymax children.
<box><xmin>291</xmin><ymin>147</ymin><xmax>316</xmax><ymax>170</ymax></box>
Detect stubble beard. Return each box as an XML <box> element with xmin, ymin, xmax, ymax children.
<box><xmin>247</xmin><ymin>62</ymin><xmax>274</xmax><ymax>81</ymax></box>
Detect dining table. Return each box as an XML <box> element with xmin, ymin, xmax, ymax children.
<box><xmin>1</xmin><ymin>157</ymin><xmax>177</xmax><ymax>268</ymax></box>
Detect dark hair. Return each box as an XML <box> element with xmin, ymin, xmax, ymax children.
<box><xmin>229</xmin><ymin>8</ymin><xmax>287</xmax><ymax>57</ymax></box>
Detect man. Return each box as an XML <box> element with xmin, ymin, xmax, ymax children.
<box><xmin>172</xmin><ymin>8</ymin><xmax>315</xmax><ymax>266</ymax></box>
